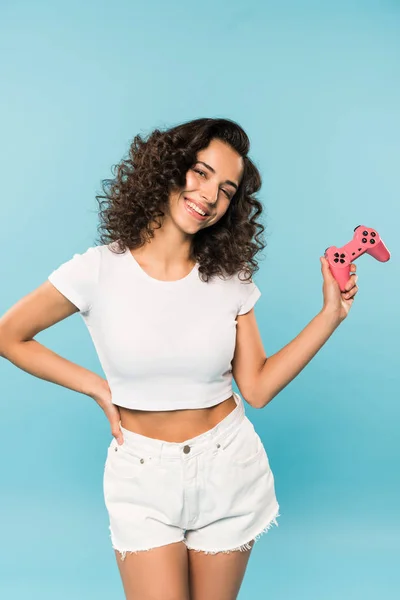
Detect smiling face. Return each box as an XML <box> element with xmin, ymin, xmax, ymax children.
<box><xmin>167</xmin><ymin>138</ymin><xmax>244</xmax><ymax>233</ymax></box>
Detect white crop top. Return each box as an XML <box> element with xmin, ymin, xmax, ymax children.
<box><xmin>47</xmin><ymin>243</ymin><xmax>261</xmax><ymax>411</ymax></box>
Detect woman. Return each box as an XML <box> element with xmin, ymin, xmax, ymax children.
<box><xmin>0</xmin><ymin>117</ymin><xmax>358</xmax><ymax>600</ymax></box>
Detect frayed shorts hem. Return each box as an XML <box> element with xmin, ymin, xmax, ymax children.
<box><xmin>183</xmin><ymin>508</ymin><xmax>281</xmax><ymax>555</ymax></box>
<box><xmin>111</xmin><ymin>508</ymin><xmax>281</xmax><ymax>561</ymax></box>
<box><xmin>111</xmin><ymin>535</ymin><xmax>187</xmax><ymax>562</ymax></box>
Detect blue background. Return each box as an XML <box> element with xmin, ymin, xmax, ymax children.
<box><xmin>0</xmin><ymin>0</ymin><xmax>399</xmax><ymax>598</ymax></box>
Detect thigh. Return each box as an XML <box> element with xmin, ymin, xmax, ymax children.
<box><xmin>115</xmin><ymin>540</ymin><xmax>190</xmax><ymax>600</ymax></box>
<box><xmin>188</xmin><ymin>540</ymin><xmax>255</xmax><ymax>600</ymax></box>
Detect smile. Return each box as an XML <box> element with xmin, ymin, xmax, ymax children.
<box><xmin>184</xmin><ymin>198</ymin><xmax>209</xmax><ymax>221</ymax></box>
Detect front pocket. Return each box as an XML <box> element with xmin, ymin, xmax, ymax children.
<box><xmin>105</xmin><ymin>440</ymin><xmax>149</xmax><ymax>479</ymax></box>
<box><xmin>232</xmin><ymin>432</ymin><xmax>264</xmax><ymax>467</ymax></box>
<box><xmin>219</xmin><ymin>419</ymin><xmax>264</xmax><ymax>468</ymax></box>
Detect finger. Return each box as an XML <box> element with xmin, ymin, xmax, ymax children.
<box><xmin>343</xmin><ymin>286</ymin><xmax>358</xmax><ymax>299</ymax></box>
<box><xmin>110</xmin><ymin>420</ymin><xmax>124</xmax><ymax>444</ymax></box>
<box><xmin>350</xmin><ymin>263</ymin><xmax>357</xmax><ymax>273</ymax></box>
<box><xmin>345</xmin><ymin>275</ymin><xmax>358</xmax><ymax>290</ymax></box>
<box><xmin>321</xmin><ymin>257</ymin><xmax>336</xmax><ymax>280</ymax></box>
<box><xmin>114</xmin><ymin>432</ymin><xmax>124</xmax><ymax>445</ymax></box>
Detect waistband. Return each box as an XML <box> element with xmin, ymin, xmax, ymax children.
<box><xmin>118</xmin><ymin>391</ymin><xmax>245</xmax><ymax>460</ymax></box>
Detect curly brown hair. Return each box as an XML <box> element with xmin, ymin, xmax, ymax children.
<box><xmin>95</xmin><ymin>117</ymin><xmax>267</xmax><ymax>283</ymax></box>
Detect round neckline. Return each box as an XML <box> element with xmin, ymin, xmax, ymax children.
<box><xmin>125</xmin><ymin>248</ymin><xmax>199</xmax><ymax>285</ymax></box>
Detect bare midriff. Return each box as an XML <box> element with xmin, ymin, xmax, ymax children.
<box><xmin>117</xmin><ymin>394</ymin><xmax>237</xmax><ymax>443</ymax></box>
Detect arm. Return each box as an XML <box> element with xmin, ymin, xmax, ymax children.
<box><xmin>252</xmin><ymin>308</ymin><xmax>342</xmax><ymax>409</ymax></box>
<box><xmin>0</xmin><ymin>281</ymin><xmax>107</xmax><ymax>399</ymax></box>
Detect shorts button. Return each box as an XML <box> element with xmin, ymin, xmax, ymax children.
<box><xmin>183</xmin><ymin>445</ymin><xmax>191</xmax><ymax>454</ymax></box>
<box><xmin>140</xmin><ymin>458</ymin><xmax>144</xmax><ymax>464</ymax></box>
<box><xmin>114</xmin><ymin>447</ymin><xmax>118</xmax><ymax>452</ymax></box>
<box><xmin>216</xmin><ymin>443</ymin><xmax>221</xmax><ymax>448</ymax></box>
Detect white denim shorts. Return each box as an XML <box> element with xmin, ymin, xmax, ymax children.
<box><xmin>103</xmin><ymin>391</ymin><xmax>280</xmax><ymax>561</ymax></box>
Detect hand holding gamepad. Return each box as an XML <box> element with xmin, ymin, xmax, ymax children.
<box><xmin>324</xmin><ymin>225</ymin><xmax>391</xmax><ymax>292</ymax></box>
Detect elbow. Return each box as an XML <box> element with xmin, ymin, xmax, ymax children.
<box><xmin>0</xmin><ymin>331</ymin><xmax>7</xmax><ymax>358</ymax></box>
<box><xmin>0</xmin><ymin>339</ymin><xmax>11</xmax><ymax>359</ymax></box>
<box><xmin>252</xmin><ymin>394</ymin><xmax>273</xmax><ymax>409</ymax></box>
<box><xmin>253</xmin><ymin>391</ymin><xmax>274</xmax><ymax>409</ymax></box>
<box><xmin>250</xmin><ymin>359</ymin><xmax>271</xmax><ymax>409</ymax></box>
<box><xmin>0</xmin><ymin>331</ymin><xmax>26</xmax><ymax>359</ymax></box>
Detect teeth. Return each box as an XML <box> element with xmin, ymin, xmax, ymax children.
<box><xmin>186</xmin><ymin>200</ymin><xmax>206</xmax><ymax>216</ymax></box>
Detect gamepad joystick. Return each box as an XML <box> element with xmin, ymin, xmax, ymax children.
<box><xmin>324</xmin><ymin>226</ymin><xmax>391</xmax><ymax>292</ymax></box>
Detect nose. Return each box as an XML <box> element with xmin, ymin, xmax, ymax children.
<box><xmin>200</xmin><ymin>195</ymin><xmax>217</xmax><ymax>215</ymax></box>
<box><xmin>200</xmin><ymin>181</ymin><xmax>219</xmax><ymax>205</ymax></box>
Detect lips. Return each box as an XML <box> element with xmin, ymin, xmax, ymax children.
<box><xmin>184</xmin><ymin>199</ymin><xmax>208</xmax><ymax>221</ymax></box>
<box><xmin>184</xmin><ymin>197</ymin><xmax>210</xmax><ymax>216</ymax></box>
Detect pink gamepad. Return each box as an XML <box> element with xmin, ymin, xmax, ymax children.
<box><xmin>324</xmin><ymin>225</ymin><xmax>391</xmax><ymax>292</ymax></box>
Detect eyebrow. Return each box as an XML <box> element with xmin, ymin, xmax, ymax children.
<box><xmin>197</xmin><ymin>161</ymin><xmax>239</xmax><ymax>191</ymax></box>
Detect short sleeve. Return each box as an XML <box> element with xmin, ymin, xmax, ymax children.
<box><xmin>47</xmin><ymin>246</ymin><xmax>101</xmax><ymax>314</ymax></box>
<box><xmin>237</xmin><ymin>276</ymin><xmax>262</xmax><ymax>316</ymax></box>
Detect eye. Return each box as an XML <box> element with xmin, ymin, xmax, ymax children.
<box><xmin>194</xmin><ymin>168</ymin><xmax>232</xmax><ymax>200</ymax></box>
